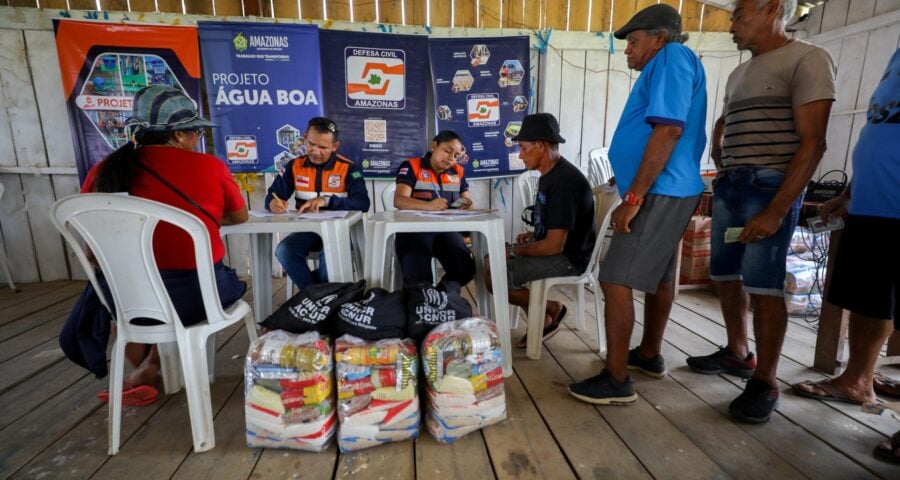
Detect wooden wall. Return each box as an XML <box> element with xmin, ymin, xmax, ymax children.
<box><xmin>0</xmin><ymin>6</ymin><xmax>742</xmax><ymax>283</ymax></box>
<box><xmin>798</xmin><ymin>0</ymin><xmax>900</xmax><ymax>179</ymax></box>
<box><xmin>2</xmin><ymin>0</ymin><xmax>734</xmax><ymax>31</ymax></box>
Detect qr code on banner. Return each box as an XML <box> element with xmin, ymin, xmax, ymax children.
<box><xmin>364</xmin><ymin>119</ymin><xmax>387</xmax><ymax>143</ymax></box>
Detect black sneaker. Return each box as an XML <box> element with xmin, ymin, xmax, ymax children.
<box><xmin>729</xmin><ymin>378</ymin><xmax>780</xmax><ymax>423</ymax></box>
<box><xmin>627</xmin><ymin>347</ymin><xmax>667</xmax><ymax>378</ymax></box>
<box><xmin>686</xmin><ymin>347</ymin><xmax>756</xmax><ymax>378</ymax></box>
<box><xmin>568</xmin><ymin>369</ymin><xmax>638</xmax><ymax>405</ymax></box>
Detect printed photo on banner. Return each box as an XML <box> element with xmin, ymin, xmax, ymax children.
<box><xmin>199</xmin><ymin>22</ymin><xmax>324</xmax><ymax>173</ymax></box>
<box><xmin>429</xmin><ymin>37</ymin><xmax>530</xmax><ymax>179</ymax></box>
<box><xmin>54</xmin><ymin>20</ymin><xmax>204</xmax><ymax>181</ymax></box>
<box><xmin>320</xmin><ymin>30</ymin><xmax>429</xmax><ymax>178</ymax></box>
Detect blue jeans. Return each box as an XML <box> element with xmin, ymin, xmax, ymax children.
<box><xmin>710</xmin><ymin>167</ymin><xmax>801</xmax><ymax>296</ymax></box>
<box><xmin>275</xmin><ymin>232</ymin><xmax>327</xmax><ymax>290</ymax></box>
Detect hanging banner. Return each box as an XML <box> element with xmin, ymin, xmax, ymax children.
<box><xmin>428</xmin><ymin>36</ymin><xmax>530</xmax><ymax>179</ymax></box>
<box><xmin>54</xmin><ymin>20</ymin><xmax>204</xmax><ymax>182</ymax></box>
<box><xmin>318</xmin><ymin>30</ymin><xmax>429</xmax><ymax>178</ymax></box>
<box><xmin>199</xmin><ymin>22</ymin><xmax>324</xmax><ymax>173</ymax></box>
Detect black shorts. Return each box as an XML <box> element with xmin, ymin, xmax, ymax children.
<box><xmin>827</xmin><ymin>214</ymin><xmax>899</xmax><ymax>328</ymax></box>
<box><xmin>506</xmin><ymin>255</ymin><xmax>580</xmax><ymax>289</ymax></box>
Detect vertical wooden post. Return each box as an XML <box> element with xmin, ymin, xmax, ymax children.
<box><xmin>813</xmin><ymin>230</ymin><xmax>850</xmax><ymax>374</ymax></box>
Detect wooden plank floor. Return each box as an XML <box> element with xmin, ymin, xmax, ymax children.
<box><xmin>0</xmin><ymin>280</ymin><xmax>898</xmax><ymax>479</ymax></box>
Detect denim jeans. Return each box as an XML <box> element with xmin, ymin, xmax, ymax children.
<box><xmin>710</xmin><ymin>167</ymin><xmax>802</xmax><ymax>296</ymax></box>
<box><xmin>275</xmin><ymin>232</ymin><xmax>327</xmax><ymax>290</ymax></box>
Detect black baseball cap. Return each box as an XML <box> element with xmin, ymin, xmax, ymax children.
<box><xmin>510</xmin><ymin>113</ymin><xmax>566</xmax><ymax>144</ymax></box>
<box><xmin>614</xmin><ymin>4</ymin><xmax>682</xmax><ymax>40</ymax></box>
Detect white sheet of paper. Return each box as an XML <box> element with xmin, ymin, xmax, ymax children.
<box><xmin>398</xmin><ymin>209</ymin><xmax>491</xmax><ymax>216</ymax></box>
<box><xmin>296</xmin><ymin>211</ymin><xmax>350</xmax><ymax>220</ymax></box>
<box><xmin>249</xmin><ymin>209</ymin><xmax>288</xmax><ymax>218</ymax></box>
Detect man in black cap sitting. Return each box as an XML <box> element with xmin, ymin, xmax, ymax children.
<box><xmin>568</xmin><ymin>4</ymin><xmax>708</xmax><ymax>406</ymax></box>
<box><xmin>485</xmin><ymin>113</ymin><xmax>595</xmax><ymax>350</ymax></box>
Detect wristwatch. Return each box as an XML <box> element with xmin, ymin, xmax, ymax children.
<box><xmin>622</xmin><ymin>191</ymin><xmax>644</xmax><ymax>206</ymax></box>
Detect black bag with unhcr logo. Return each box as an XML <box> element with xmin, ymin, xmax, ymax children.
<box><xmin>335</xmin><ymin>288</ymin><xmax>407</xmax><ymax>340</ymax></box>
<box><xmin>261</xmin><ymin>280</ymin><xmax>366</xmax><ymax>334</ymax></box>
<box><xmin>406</xmin><ymin>281</ymin><xmax>474</xmax><ymax>342</ymax></box>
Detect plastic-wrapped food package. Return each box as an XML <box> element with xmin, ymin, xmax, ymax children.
<box><xmin>786</xmin><ymin>292</ymin><xmax>823</xmax><ymax>316</ymax></box>
<box><xmin>335</xmin><ymin>335</ymin><xmax>420</xmax><ymax>452</ymax></box>
<box><xmin>245</xmin><ymin>330</ymin><xmax>335</xmax><ymax>451</ymax></box>
<box><xmin>421</xmin><ymin>318</ymin><xmax>507</xmax><ymax>443</ymax></box>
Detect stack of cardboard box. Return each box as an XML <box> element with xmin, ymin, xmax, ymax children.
<box><xmin>680</xmin><ymin>216</ymin><xmax>712</xmax><ymax>285</ymax></box>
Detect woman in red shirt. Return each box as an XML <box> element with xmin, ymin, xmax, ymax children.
<box><xmin>65</xmin><ymin>86</ymin><xmax>248</xmax><ymax>405</ymax></box>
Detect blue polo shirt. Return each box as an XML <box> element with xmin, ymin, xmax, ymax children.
<box><xmin>608</xmin><ymin>42</ymin><xmax>707</xmax><ymax>197</ymax></box>
<box><xmin>849</xmin><ymin>48</ymin><xmax>899</xmax><ymax>219</ymax></box>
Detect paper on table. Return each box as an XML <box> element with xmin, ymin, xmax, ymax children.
<box><xmin>398</xmin><ymin>209</ymin><xmax>493</xmax><ymax>216</ymax></box>
<box><xmin>250</xmin><ymin>209</ymin><xmax>288</xmax><ymax>218</ymax></box>
<box><xmin>296</xmin><ymin>211</ymin><xmax>350</xmax><ymax>220</ymax></box>
<box><xmin>403</xmin><ymin>210</ymin><xmax>493</xmax><ymax>220</ymax></box>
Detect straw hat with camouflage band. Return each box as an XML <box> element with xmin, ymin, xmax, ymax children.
<box><xmin>125</xmin><ymin>86</ymin><xmax>215</xmax><ymax>140</ymax></box>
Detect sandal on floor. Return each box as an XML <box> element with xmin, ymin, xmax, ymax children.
<box><xmin>874</xmin><ymin>373</ymin><xmax>900</xmax><ymax>398</ymax></box>
<box><xmin>791</xmin><ymin>380</ymin><xmax>861</xmax><ymax>405</ymax></box>
<box><xmin>873</xmin><ymin>430</ymin><xmax>900</xmax><ymax>465</ymax></box>
<box><xmin>97</xmin><ymin>384</ymin><xmax>159</xmax><ymax>407</ymax></box>
<box><xmin>516</xmin><ymin>306</ymin><xmax>567</xmax><ymax>350</ymax></box>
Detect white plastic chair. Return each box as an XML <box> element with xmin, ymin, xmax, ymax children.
<box><xmin>381</xmin><ymin>182</ymin><xmax>439</xmax><ymax>288</ymax></box>
<box><xmin>0</xmin><ymin>182</ymin><xmax>14</xmax><ymax>290</ymax></box>
<box><xmin>51</xmin><ymin>193</ymin><xmax>258</xmax><ymax>454</ymax></box>
<box><xmin>587</xmin><ymin>148</ymin><xmax>613</xmax><ymax>188</ymax></box>
<box><xmin>515</xmin><ymin>170</ymin><xmax>540</xmax><ymax>213</ymax></box>
<box><xmin>523</xmin><ymin>186</ymin><xmax>619</xmax><ymax>359</ymax></box>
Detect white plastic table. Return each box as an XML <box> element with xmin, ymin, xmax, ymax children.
<box><xmin>222</xmin><ymin>211</ymin><xmax>365</xmax><ymax>322</ymax></box>
<box><xmin>363</xmin><ymin>211</ymin><xmax>512</xmax><ymax>377</ymax></box>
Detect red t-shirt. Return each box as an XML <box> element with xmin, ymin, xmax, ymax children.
<box><xmin>82</xmin><ymin>146</ymin><xmax>246</xmax><ymax>269</ymax></box>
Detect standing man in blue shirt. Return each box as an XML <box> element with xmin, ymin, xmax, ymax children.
<box><xmin>791</xmin><ymin>49</ymin><xmax>900</xmax><ymax>464</ymax></box>
<box><xmin>569</xmin><ymin>4</ymin><xmax>707</xmax><ymax>405</ymax></box>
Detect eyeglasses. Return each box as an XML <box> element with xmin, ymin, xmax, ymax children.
<box><xmin>193</xmin><ymin>128</ymin><xmax>206</xmax><ymax>138</ymax></box>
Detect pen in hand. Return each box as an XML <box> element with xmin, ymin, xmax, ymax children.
<box><xmin>270</xmin><ymin>193</ymin><xmax>290</xmax><ymax>213</ymax></box>
<box><xmin>429</xmin><ymin>182</ymin><xmax>448</xmax><ymax>210</ymax></box>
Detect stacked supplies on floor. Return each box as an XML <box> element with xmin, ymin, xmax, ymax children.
<box><xmin>335</xmin><ymin>335</ymin><xmax>419</xmax><ymax>451</ymax></box>
<box><xmin>422</xmin><ymin>318</ymin><xmax>506</xmax><ymax>443</ymax></box>
<box><xmin>681</xmin><ymin>216</ymin><xmax>712</xmax><ymax>285</ymax></box>
<box><xmin>784</xmin><ymin>227</ymin><xmax>829</xmax><ymax>317</ymax></box>
<box><xmin>244</xmin><ymin>331</ymin><xmax>335</xmax><ymax>451</ymax></box>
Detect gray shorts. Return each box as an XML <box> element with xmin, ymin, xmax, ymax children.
<box><xmin>597</xmin><ymin>194</ymin><xmax>700</xmax><ymax>294</ymax></box>
<box><xmin>507</xmin><ymin>255</ymin><xmax>579</xmax><ymax>289</ymax></box>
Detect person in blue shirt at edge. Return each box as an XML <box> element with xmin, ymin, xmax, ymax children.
<box><xmin>392</xmin><ymin>130</ymin><xmax>476</xmax><ymax>288</ymax></box>
<box><xmin>568</xmin><ymin>4</ymin><xmax>708</xmax><ymax>405</ymax></box>
<box><xmin>790</xmin><ymin>49</ymin><xmax>900</xmax><ymax>465</ymax></box>
<box><xmin>265</xmin><ymin>117</ymin><xmax>370</xmax><ymax>290</ymax></box>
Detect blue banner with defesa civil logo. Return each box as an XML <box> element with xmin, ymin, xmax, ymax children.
<box><xmin>319</xmin><ymin>30</ymin><xmax>429</xmax><ymax>178</ymax></box>
<box><xmin>199</xmin><ymin>22</ymin><xmax>324</xmax><ymax>173</ymax></box>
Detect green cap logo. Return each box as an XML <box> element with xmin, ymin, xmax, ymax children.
<box><xmin>233</xmin><ymin>33</ymin><xmax>248</xmax><ymax>52</ymax></box>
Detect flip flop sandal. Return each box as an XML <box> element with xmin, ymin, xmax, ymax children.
<box><xmin>791</xmin><ymin>380</ymin><xmax>860</xmax><ymax>405</ymax></box>
<box><xmin>874</xmin><ymin>373</ymin><xmax>900</xmax><ymax>398</ymax></box>
<box><xmin>97</xmin><ymin>384</ymin><xmax>159</xmax><ymax>407</ymax></box>
<box><xmin>873</xmin><ymin>431</ymin><xmax>900</xmax><ymax>465</ymax></box>
<box><xmin>517</xmin><ymin>306</ymin><xmax>567</xmax><ymax>350</ymax></box>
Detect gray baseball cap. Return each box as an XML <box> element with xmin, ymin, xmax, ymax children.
<box><xmin>614</xmin><ymin>4</ymin><xmax>682</xmax><ymax>40</ymax></box>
